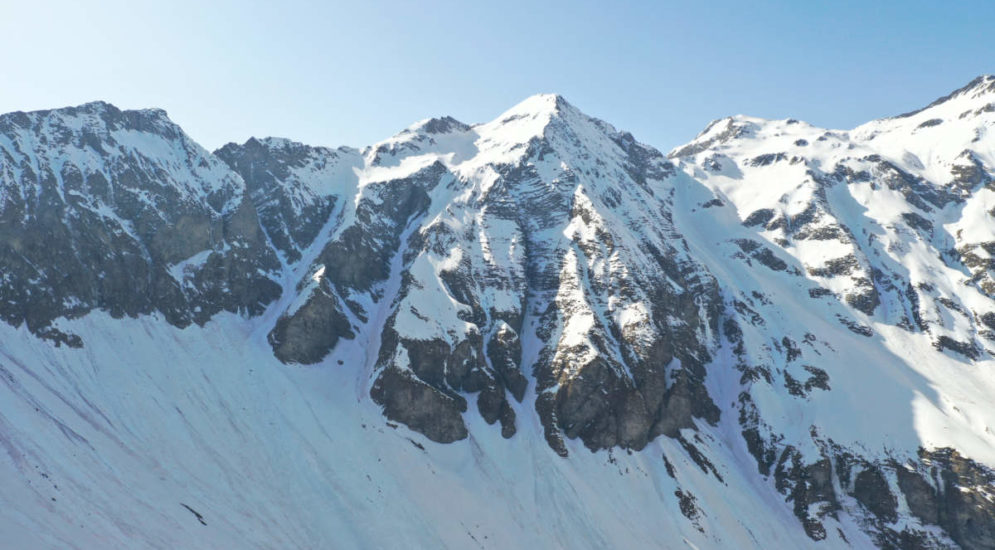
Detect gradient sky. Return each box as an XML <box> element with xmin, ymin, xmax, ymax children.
<box><xmin>3</xmin><ymin>1</ymin><xmax>993</xmax><ymax>153</ymax></box>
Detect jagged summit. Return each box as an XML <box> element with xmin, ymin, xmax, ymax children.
<box><xmin>493</xmin><ymin>92</ymin><xmax>572</xmax><ymax>119</ymax></box>
<box><xmin>0</xmin><ymin>101</ymin><xmax>186</xmax><ymax>161</ymax></box>
<box><xmin>671</xmin><ymin>74</ymin><xmax>995</xmax><ymax>160</ymax></box>
<box><xmin>360</xmin><ymin>93</ymin><xmax>618</xmax><ymax>171</ymax></box>
<box><xmin>867</xmin><ymin>74</ymin><xmax>995</xmax><ymax>130</ymax></box>
<box><xmin>0</xmin><ymin>99</ymin><xmax>166</xmax><ymax>119</ymax></box>
<box><xmin>235</xmin><ymin>135</ymin><xmax>303</xmax><ymax>149</ymax></box>
<box><xmin>894</xmin><ymin>74</ymin><xmax>995</xmax><ymax>119</ymax></box>
<box><xmin>484</xmin><ymin>93</ymin><xmax>595</xmax><ymax>136</ymax></box>
<box><xmin>405</xmin><ymin>115</ymin><xmax>471</xmax><ymax>135</ymax></box>
<box><xmin>0</xmin><ymin>100</ymin><xmax>176</xmax><ymax>139</ymax></box>
<box><xmin>851</xmin><ymin>75</ymin><xmax>995</xmax><ymax>180</ymax></box>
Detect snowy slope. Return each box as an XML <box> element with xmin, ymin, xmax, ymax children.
<box><xmin>0</xmin><ymin>312</ymin><xmax>858</xmax><ymax>549</ymax></box>
<box><xmin>668</xmin><ymin>75</ymin><xmax>995</xmax><ymax>546</ymax></box>
<box><xmin>669</xmin><ymin>74</ymin><xmax>995</xmax><ymax>462</ymax></box>
<box><xmin>3</xmin><ymin>78</ymin><xmax>995</xmax><ymax>548</ymax></box>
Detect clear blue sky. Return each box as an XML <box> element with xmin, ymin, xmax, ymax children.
<box><xmin>3</xmin><ymin>0</ymin><xmax>993</xmax><ymax>152</ymax></box>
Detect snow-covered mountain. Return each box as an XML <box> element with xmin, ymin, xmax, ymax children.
<box><xmin>2</xmin><ymin>77</ymin><xmax>995</xmax><ymax>549</ymax></box>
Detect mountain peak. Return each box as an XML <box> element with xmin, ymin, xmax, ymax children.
<box><xmin>479</xmin><ymin>93</ymin><xmax>600</xmax><ymax>143</ymax></box>
<box><xmin>0</xmin><ymin>100</ymin><xmax>181</xmax><ymax>147</ymax></box>
<box><xmin>669</xmin><ymin>115</ymin><xmax>768</xmax><ymax>158</ymax></box>
<box><xmin>406</xmin><ymin>115</ymin><xmax>471</xmax><ymax>135</ymax></box>
<box><xmin>849</xmin><ymin>75</ymin><xmax>995</xmax><ymax>157</ymax></box>
<box><xmin>894</xmin><ymin>74</ymin><xmax>995</xmax><ymax>119</ymax></box>
<box><xmin>497</xmin><ymin>93</ymin><xmax>573</xmax><ymax>122</ymax></box>
<box><xmin>42</xmin><ymin>100</ymin><xmax>170</xmax><ymax>122</ymax></box>
<box><xmin>455</xmin><ymin>93</ymin><xmax>596</xmax><ymax>165</ymax></box>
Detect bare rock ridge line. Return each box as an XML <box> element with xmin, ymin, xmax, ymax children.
<box><xmin>2</xmin><ymin>76</ymin><xmax>995</xmax><ymax>547</ymax></box>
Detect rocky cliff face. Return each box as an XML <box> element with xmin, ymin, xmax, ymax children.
<box><xmin>252</xmin><ymin>96</ymin><xmax>724</xmax><ymax>455</ymax></box>
<box><xmin>3</xmin><ymin>78</ymin><xmax>995</xmax><ymax>548</ymax></box>
<box><xmin>0</xmin><ymin>101</ymin><xmax>282</xmax><ymax>346</ymax></box>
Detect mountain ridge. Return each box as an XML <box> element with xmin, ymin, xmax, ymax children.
<box><xmin>3</xmin><ymin>77</ymin><xmax>995</xmax><ymax>548</ymax></box>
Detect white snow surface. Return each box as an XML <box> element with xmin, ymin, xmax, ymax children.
<box><xmin>0</xmin><ymin>313</ymin><xmax>853</xmax><ymax>549</ymax></box>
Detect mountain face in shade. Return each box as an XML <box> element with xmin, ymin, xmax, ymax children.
<box><xmin>2</xmin><ymin>77</ymin><xmax>995</xmax><ymax>549</ymax></box>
